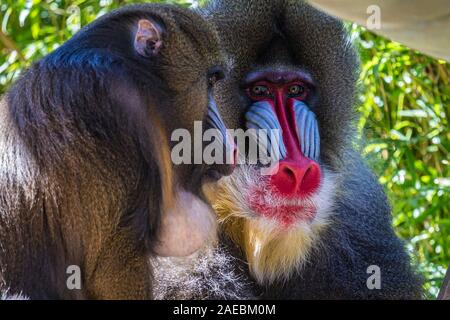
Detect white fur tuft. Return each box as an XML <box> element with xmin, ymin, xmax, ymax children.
<box><xmin>1</xmin><ymin>289</ymin><xmax>29</xmax><ymax>300</ymax></box>
<box><xmin>152</xmin><ymin>247</ymin><xmax>254</xmax><ymax>300</ymax></box>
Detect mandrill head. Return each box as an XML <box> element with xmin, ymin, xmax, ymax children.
<box><xmin>203</xmin><ymin>67</ymin><xmax>343</xmax><ymax>283</ymax></box>
<box><xmin>201</xmin><ymin>0</ymin><xmax>359</xmax><ymax>286</ymax></box>
<box><xmin>204</xmin><ymin>60</ymin><xmax>353</xmax><ymax>285</ymax></box>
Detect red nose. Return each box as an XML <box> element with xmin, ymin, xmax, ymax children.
<box><xmin>270</xmin><ymin>159</ymin><xmax>321</xmax><ymax>198</ymax></box>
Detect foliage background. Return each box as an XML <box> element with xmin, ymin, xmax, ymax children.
<box><xmin>0</xmin><ymin>0</ymin><xmax>448</xmax><ymax>298</ymax></box>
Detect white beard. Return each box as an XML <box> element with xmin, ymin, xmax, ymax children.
<box><xmin>204</xmin><ymin>165</ymin><xmax>339</xmax><ymax>284</ymax></box>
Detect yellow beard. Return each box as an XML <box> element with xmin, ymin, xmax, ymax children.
<box><xmin>203</xmin><ymin>166</ymin><xmax>335</xmax><ymax>285</ymax></box>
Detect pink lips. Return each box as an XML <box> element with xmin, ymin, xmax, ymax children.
<box><xmin>248</xmin><ymin>184</ymin><xmax>317</xmax><ymax>227</ymax></box>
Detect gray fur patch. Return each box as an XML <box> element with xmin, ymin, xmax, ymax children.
<box><xmin>152</xmin><ymin>246</ymin><xmax>255</xmax><ymax>300</ymax></box>
<box><xmin>1</xmin><ymin>290</ymin><xmax>29</xmax><ymax>300</ymax></box>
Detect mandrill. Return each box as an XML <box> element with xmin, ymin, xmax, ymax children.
<box><xmin>0</xmin><ymin>4</ymin><xmax>233</xmax><ymax>299</ymax></box>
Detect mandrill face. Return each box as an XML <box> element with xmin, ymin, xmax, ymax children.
<box><xmin>204</xmin><ymin>68</ymin><xmax>342</xmax><ymax>284</ymax></box>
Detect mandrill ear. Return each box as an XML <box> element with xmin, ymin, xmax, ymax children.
<box><xmin>134</xmin><ymin>19</ymin><xmax>164</xmax><ymax>58</ymax></box>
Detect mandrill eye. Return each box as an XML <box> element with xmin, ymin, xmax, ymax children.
<box><xmin>208</xmin><ymin>67</ymin><xmax>225</xmax><ymax>87</ymax></box>
<box><xmin>251</xmin><ymin>85</ymin><xmax>270</xmax><ymax>97</ymax></box>
<box><xmin>287</xmin><ymin>84</ymin><xmax>306</xmax><ymax>98</ymax></box>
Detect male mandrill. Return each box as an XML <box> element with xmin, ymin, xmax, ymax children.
<box><xmin>0</xmin><ymin>4</ymin><xmax>233</xmax><ymax>299</ymax></box>
<box><xmin>154</xmin><ymin>0</ymin><xmax>424</xmax><ymax>300</ymax></box>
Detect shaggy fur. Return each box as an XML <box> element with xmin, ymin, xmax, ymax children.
<box><xmin>156</xmin><ymin>154</ymin><xmax>424</xmax><ymax>299</ymax></box>
<box><xmin>1</xmin><ymin>291</ymin><xmax>29</xmax><ymax>300</ymax></box>
<box><xmin>153</xmin><ymin>243</ymin><xmax>256</xmax><ymax>300</ymax></box>
<box><xmin>259</xmin><ymin>153</ymin><xmax>424</xmax><ymax>299</ymax></box>
<box><xmin>0</xmin><ymin>4</ymin><xmax>226</xmax><ymax>299</ymax></box>
<box><xmin>204</xmin><ymin>165</ymin><xmax>338</xmax><ymax>284</ymax></box>
<box><xmin>154</xmin><ymin>0</ymin><xmax>425</xmax><ymax>300</ymax></box>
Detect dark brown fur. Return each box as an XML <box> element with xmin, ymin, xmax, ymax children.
<box><xmin>0</xmin><ymin>4</ymin><xmax>226</xmax><ymax>299</ymax></box>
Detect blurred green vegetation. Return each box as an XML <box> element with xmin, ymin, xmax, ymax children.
<box><xmin>351</xmin><ymin>26</ymin><xmax>449</xmax><ymax>298</ymax></box>
<box><xmin>0</xmin><ymin>0</ymin><xmax>448</xmax><ymax>298</ymax></box>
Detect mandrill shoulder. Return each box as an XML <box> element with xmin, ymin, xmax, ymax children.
<box><xmin>338</xmin><ymin>150</ymin><xmax>392</xmax><ymax>223</ymax></box>
<box><xmin>318</xmin><ymin>151</ymin><xmax>424</xmax><ymax>299</ymax></box>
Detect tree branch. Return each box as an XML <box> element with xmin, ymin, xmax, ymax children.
<box><xmin>0</xmin><ymin>29</ymin><xmax>25</xmax><ymax>62</ymax></box>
